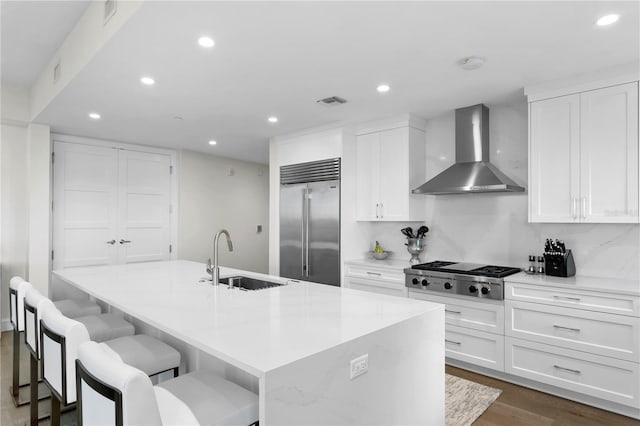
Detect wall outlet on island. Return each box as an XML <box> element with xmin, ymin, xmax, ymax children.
<box><xmin>350</xmin><ymin>353</ymin><xmax>368</xmax><ymax>379</ymax></box>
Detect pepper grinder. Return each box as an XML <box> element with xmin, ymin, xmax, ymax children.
<box><xmin>537</xmin><ymin>256</ymin><xmax>545</xmax><ymax>274</ymax></box>
<box><xmin>528</xmin><ymin>255</ymin><xmax>536</xmax><ymax>273</ymax></box>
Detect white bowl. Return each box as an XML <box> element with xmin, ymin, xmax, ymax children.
<box><xmin>370</xmin><ymin>251</ymin><xmax>391</xmax><ymax>260</ymax></box>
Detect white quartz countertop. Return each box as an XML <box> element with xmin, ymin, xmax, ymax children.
<box><xmin>345</xmin><ymin>258</ymin><xmax>412</xmax><ymax>271</ymax></box>
<box><xmin>506</xmin><ymin>272</ymin><xmax>640</xmax><ymax>296</ymax></box>
<box><xmin>53</xmin><ymin>260</ymin><xmax>439</xmax><ymax>377</ymax></box>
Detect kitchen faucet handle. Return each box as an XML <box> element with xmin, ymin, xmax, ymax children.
<box><xmin>206</xmin><ymin>258</ymin><xmax>213</xmax><ymax>274</ymax></box>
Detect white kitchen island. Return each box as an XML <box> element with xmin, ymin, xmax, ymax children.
<box><xmin>52</xmin><ymin>260</ymin><xmax>444</xmax><ymax>425</ymax></box>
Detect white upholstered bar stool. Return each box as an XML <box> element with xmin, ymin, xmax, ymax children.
<box><xmin>24</xmin><ymin>288</ymin><xmax>58</xmax><ymax>425</ymax></box>
<box><xmin>25</xmin><ymin>288</ymin><xmax>103</xmax><ymax>424</ymax></box>
<box><xmin>41</xmin><ymin>308</ymin><xmax>181</xmax><ymax>426</ymax></box>
<box><xmin>76</xmin><ymin>341</ymin><xmax>259</xmax><ymax>426</ymax></box>
<box><xmin>9</xmin><ymin>276</ymin><xmax>30</xmax><ymax>405</ymax></box>
<box><xmin>9</xmin><ymin>277</ymin><xmax>101</xmax><ymax>407</ymax></box>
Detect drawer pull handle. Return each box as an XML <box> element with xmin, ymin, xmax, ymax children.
<box><xmin>366</xmin><ymin>272</ymin><xmax>382</xmax><ymax>276</ymax></box>
<box><xmin>445</xmin><ymin>309</ymin><xmax>461</xmax><ymax>314</ymax></box>
<box><xmin>553</xmin><ymin>365</ymin><xmax>581</xmax><ymax>375</ymax></box>
<box><xmin>553</xmin><ymin>296</ymin><xmax>581</xmax><ymax>302</ymax></box>
<box><xmin>553</xmin><ymin>325</ymin><xmax>581</xmax><ymax>332</ymax></box>
<box><xmin>445</xmin><ymin>339</ymin><xmax>461</xmax><ymax>345</ymax></box>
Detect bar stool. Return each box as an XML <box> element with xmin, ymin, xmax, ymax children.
<box><xmin>76</xmin><ymin>341</ymin><xmax>259</xmax><ymax>426</ymax></box>
<box><xmin>24</xmin><ymin>288</ymin><xmax>57</xmax><ymax>425</ymax></box>
<box><xmin>8</xmin><ymin>277</ymin><xmax>30</xmax><ymax>405</ymax></box>
<box><xmin>9</xmin><ymin>277</ymin><xmax>101</xmax><ymax>407</ymax></box>
<box><xmin>41</xmin><ymin>308</ymin><xmax>181</xmax><ymax>426</ymax></box>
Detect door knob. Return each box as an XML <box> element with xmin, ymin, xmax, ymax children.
<box><xmin>119</xmin><ymin>239</ymin><xmax>131</xmax><ymax>244</ymax></box>
<box><xmin>106</xmin><ymin>240</ymin><xmax>116</xmax><ymax>245</ymax></box>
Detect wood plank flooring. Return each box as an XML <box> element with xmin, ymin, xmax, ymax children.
<box><xmin>2</xmin><ymin>331</ymin><xmax>638</xmax><ymax>425</ymax></box>
<box><xmin>447</xmin><ymin>366</ymin><xmax>640</xmax><ymax>426</ymax></box>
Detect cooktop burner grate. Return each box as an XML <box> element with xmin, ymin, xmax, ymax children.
<box><xmin>411</xmin><ymin>261</ymin><xmax>521</xmax><ymax>278</ymax></box>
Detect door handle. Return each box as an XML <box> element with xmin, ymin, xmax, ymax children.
<box><xmin>119</xmin><ymin>239</ymin><xmax>131</xmax><ymax>244</ymax></box>
<box><xmin>375</xmin><ymin>203</ymin><xmax>379</xmax><ymax>219</ymax></box>
<box><xmin>571</xmin><ymin>198</ymin><xmax>577</xmax><ymax>220</ymax></box>
<box><xmin>380</xmin><ymin>203</ymin><xmax>383</xmax><ymax>219</ymax></box>
<box><xmin>305</xmin><ymin>188</ymin><xmax>310</xmax><ymax>277</ymax></box>
<box><xmin>106</xmin><ymin>240</ymin><xmax>116</xmax><ymax>245</ymax></box>
<box><xmin>581</xmin><ymin>197</ymin><xmax>587</xmax><ymax>219</ymax></box>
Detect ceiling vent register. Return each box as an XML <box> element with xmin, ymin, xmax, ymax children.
<box><xmin>280</xmin><ymin>158</ymin><xmax>341</xmax><ymax>185</ymax></box>
<box><xmin>316</xmin><ymin>96</ymin><xmax>348</xmax><ymax>106</ymax></box>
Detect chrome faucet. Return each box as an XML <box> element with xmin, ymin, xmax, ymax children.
<box><xmin>208</xmin><ymin>229</ymin><xmax>233</xmax><ymax>286</ymax></box>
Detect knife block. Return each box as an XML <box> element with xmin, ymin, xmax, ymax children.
<box><xmin>544</xmin><ymin>250</ymin><xmax>576</xmax><ymax>277</ymax></box>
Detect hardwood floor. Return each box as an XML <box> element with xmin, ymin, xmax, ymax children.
<box><xmin>2</xmin><ymin>331</ymin><xmax>638</xmax><ymax>425</ymax></box>
<box><xmin>447</xmin><ymin>365</ymin><xmax>640</xmax><ymax>426</ymax></box>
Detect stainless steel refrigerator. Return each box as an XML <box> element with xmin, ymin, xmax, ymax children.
<box><xmin>280</xmin><ymin>158</ymin><xmax>340</xmax><ymax>286</ymax></box>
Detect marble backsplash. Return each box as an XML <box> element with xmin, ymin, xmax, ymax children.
<box><xmin>363</xmin><ymin>100</ymin><xmax>640</xmax><ymax>281</ymax></box>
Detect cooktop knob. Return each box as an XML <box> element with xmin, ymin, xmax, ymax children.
<box><xmin>469</xmin><ymin>285</ymin><xmax>478</xmax><ymax>293</ymax></box>
<box><xmin>444</xmin><ymin>282</ymin><xmax>452</xmax><ymax>290</ymax></box>
<box><xmin>421</xmin><ymin>279</ymin><xmax>429</xmax><ymax>286</ymax></box>
<box><xmin>412</xmin><ymin>278</ymin><xmax>419</xmax><ymax>285</ymax></box>
<box><xmin>481</xmin><ymin>287</ymin><xmax>490</xmax><ymax>295</ymax></box>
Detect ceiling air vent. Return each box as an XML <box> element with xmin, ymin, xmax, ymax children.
<box><xmin>104</xmin><ymin>0</ymin><xmax>117</xmax><ymax>25</ymax></box>
<box><xmin>316</xmin><ymin>96</ymin><xmax>347</xmax><ymax>107</ymax></box>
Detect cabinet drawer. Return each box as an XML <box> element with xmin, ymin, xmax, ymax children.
<box><xmin>445</xmin><ymin>324</ymin><xmax>504</xmax><ymax>371</ymax></box>
<box><xmin>344</xmin><ymin>263</ymin><xmax>405</xmax><ymax>283</ymax></box>
<box><xmin>506</xmin><ymin>300</ymin><xmax>640</xmax><ymax>362</ymax></box>
<box><xmin>506</xmin><ymin>337</ymin><xmax>639</xmax><ymax>407</ymax></box>
<box><xmin>506</xmin><ymin>282</ymin><xmax>640</xmax><ymax>316</ymax></box>
<box><xmin>408</xmin><ymin>292</ymin><xmax>504</xmax><ymax>334</ymax></box>
<box><xmin>345</xmin><ymin>277</ymin><xmax>408</xmax><ymax>298</ymax></box>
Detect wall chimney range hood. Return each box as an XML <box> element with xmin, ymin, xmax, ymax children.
<box><xmin>412</xmin><ymin>104</ymin><xmax>525</xmax><ymax>195</ymax></box>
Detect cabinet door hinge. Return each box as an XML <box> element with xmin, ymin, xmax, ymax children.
<box><xmin>51</xmin><ymin>152</ymin><xmax>55</xmax><ymax>164</ymax></box>
<box><xmin>169</xmin><ymin>244</ymin><xmax>172</xmax><ymax>253</ymax></box>
<box><xmin>51</xmin><ymin>200</ymin><xmax>54</xmax><ymax>211</ymax></box>
<box><xmin>51</xmin><ymin>250</ymin><xmax>54</xmax><ymax>261</ymax></box>
<box><xmin>169</xmin><ymin>165</ymin><xmax>173</xmax><ymax>175</ymax></box>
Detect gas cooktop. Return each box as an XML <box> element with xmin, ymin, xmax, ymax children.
<box><xmin>411</xmin><ymin>261</ymin><xmax>521</xmax><ymax>279</ymax></box>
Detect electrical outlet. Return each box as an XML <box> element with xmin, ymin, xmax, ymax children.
<box><xmin>350</xmin><ymin>354</ymin><xmax>368</xmax><ymax>379</ymax></box>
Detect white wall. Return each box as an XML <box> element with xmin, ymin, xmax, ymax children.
<box><xmin>365</xmin><ymin>99</ymin><xmax>640</xmax><ymax>281</ymax></box>
<box><xmin>177</xmin><ymin>149</ymin><xmax>269</xmax><ymax>273</ymax></box>
<box><xmin>0</xmin><ymin>124</ymin><xmax>30</xmax><ymax>328</ymax></box>
<box><xmin>27</xmin><ymin>124</ymin><xmax>52</xmax><ymax>294</ymax></box>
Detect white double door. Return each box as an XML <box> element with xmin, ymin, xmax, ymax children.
<box><xmin>53</xmin><ymin>142</ymin><xmax>173</xmax><ymax>269</ymax></box>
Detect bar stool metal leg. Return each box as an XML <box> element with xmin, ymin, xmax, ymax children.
<box><xmin>51</xmin><ymin>394</ymin><xmax>61</xmax><ymax>426</ymax></box>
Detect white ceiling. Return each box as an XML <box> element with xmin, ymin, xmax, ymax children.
<box><xmin>1</xmin><ymin>0</ymin><xmax>90</xmax><ymax>88</ymax></box>
<box><xmin>5</xmin><ymin>1</ymin><xmax>640</xmax><ymax>164</ymax></box>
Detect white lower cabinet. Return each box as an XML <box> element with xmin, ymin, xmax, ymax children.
<box><xmin>343</xmin><ymin>261</ymin><xmax>408</xmax><ymax>297</ymax></box>
<box><xmin>506</xmin><ymin>336</ymin><xmax>639</xmax><ymax>408</ymax></box>
<box><xmin>505</xmin><ymin>278</ymin><xmax>640</xmax><ymax>414</ymax></box>
<box><xmin>409</xmin><ymin>292</ymin><xmax>505</xmax><ymax>372</ymax></box>
<box><xmin>446</xmin><ymin>324</ymin><xmax>504</xmax><ymax>371</ymax></box>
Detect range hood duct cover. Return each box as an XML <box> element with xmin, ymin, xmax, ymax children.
<box><xmin>412</xmin><ymin>104</ymin><xmax>525</xmax><ymax>195</ymax></box>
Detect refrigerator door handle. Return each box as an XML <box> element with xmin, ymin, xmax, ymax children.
<box><xmin>305</xmin><ymin>188</ymin><xmax>310</xmax><ymax>277</ymax></box>
<box><xmin>301</xmin><ymin>188</ymin><xmax>306</xmax><ymax>276</ymax></box>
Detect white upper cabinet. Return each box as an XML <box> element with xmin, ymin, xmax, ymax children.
<box><xmin>529</xmin><ymin>81</ymin><xmax>639</xmax><ymax>223</ymax></box>
<box><xmin>355</xmin><ymin>120</ymin><xmax>425</xmax><ymax>221</ymax></box>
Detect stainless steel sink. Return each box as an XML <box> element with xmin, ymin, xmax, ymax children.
<box><xmin>219</xmin><ymin>276</ymin><xmax>284</xmax><ymax>291</ymax></box>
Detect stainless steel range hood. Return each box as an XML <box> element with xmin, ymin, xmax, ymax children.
<box><xmin>412</xmin><ymin>104</ymin><xmax>525</xmax><ymax>195</ymax></box>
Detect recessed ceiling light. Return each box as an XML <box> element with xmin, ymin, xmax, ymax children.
<box><xmin>208</xmin><ymin>140</ymin><xmax>217</xmax><ymax>146</ymax></box>
<box><xmin>198</xmin><ymin>36</ymin><xmax>215</xmax><ymax>48</ymax></box>
<box><xmin>596</xmin><ymin>14</ymin><xmax>620</xmax><ymax>26</ymax></box>
<box><xmin>140</xmin><ymin>76</ymin><xmax>155</xmax><ymax>85</ymax></box>
<box><xmin>458</xmin><ymin>56</ymin><xmax>485</xmax><ymax>70</ymax></box>
<box><xmin>268</xmin><ymin>116</ymin><xmax>279</xmax><ymax>123</ymax></box>
<box><xmin>88</xmin><ymin>112</ymin><xmax>101</xmax><ymax>120</ymax></box>
<box><xmin>376</xmin><ymin>84</ymin><xmax>390</xmax><ymax>93</ymax></box>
